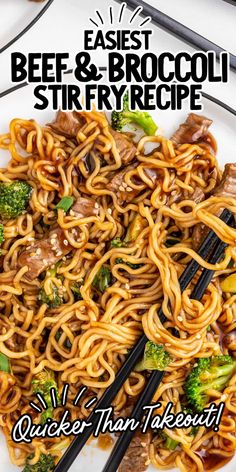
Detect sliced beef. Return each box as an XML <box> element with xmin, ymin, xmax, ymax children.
<box><xmin>48</xmin><ymin>111</ymin><xmax>84</xmax><ymax>138</ymax></box>
<box><xmin>187</xmin><ymin>186</ymin><xmax>205</xmax><ymax>204</ymax></box>
<box><xmin>171</xmin><ymin>113</ymin><xmax>213</xmax><ymax>145</ymax></box>
<box><xmin>118</xmin><ymin>430</ymin><xmax>152</xmax><ymax>472</ymax></box>
<box><xmin>192</xmin><ymin>163</ymin><xmax>236</xmax><ymax>249</ymax></box>
<box><xmin>18</xmin><ymin>228</ymin><xmax>72</xmax><ymax>280</ymax></box>
<box><xmin>110</xmin><ymin>128</ymin><xmax>137</xmax><ymax>165</ymax></box>
<box><xmin>107</xmin><ymin>162</ymin><xmax>140</xmax><ymax>204</ymax></box>
<box><xmin>71</xmin><ymin>196</ymin><xmax>99</xmax><ymax>218</ymax></box>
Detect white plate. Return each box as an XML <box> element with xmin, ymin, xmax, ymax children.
<box><xmin>0</xmin><ymin>0</ymin><xmax>235</xmax><ymax>471</ymax></box>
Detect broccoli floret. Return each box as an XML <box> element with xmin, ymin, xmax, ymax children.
<box><xmin>135</xmin><ymin>341</ymin><xmax>172</xmax><ymax>371</ymax></box>
<box><xmin>0</xmin><ymin>181</ymin><xmax>32</xmax><ymax>219</ymax></box>
<box><xmin>22</xmin><ymin>453</ymin><xmax>54</xmax><ymax>472</ymax></box>
<box><xmin>92</xmin><ymin>266</ymin><xmax>112</xmax><ymax>292</ymax></box>
<box><xmin>38</xmin><ymin>264</ymin><xmax>64</xmax><ymax>308</ymax></box>
<box><xmin>185</xmin><ymin>356</ymin><xmax>236</xmax><ymax>411</ymax></box>
<box><xmin>0</xmin><ymin>224</ymin><xmax>4</xmax><ymax>244</ymax></box>
<box><xmin>159</xmin><ymin>431</ymin><xmax>179</xmax><ymax>450</ymax></box>
<box><xmin>32</xmin><ymin>370</ymin><xmax>60</xmax><ymax>424</ymax></box>
<box><xmin>112</xmin><ymin>92</ymin><xmax>157</xmax><ymax>136</ymax></box>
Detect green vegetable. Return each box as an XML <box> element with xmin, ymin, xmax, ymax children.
<box><xmin>55</xmin><ymin>330</ymin><xmax>72</xmax><ymax>349</ymax></box>
<box><xmin>135</xmin><ymin>341</ymin><xmax>172</xmax><ymax>371</ymax></box>
<box><xmin>159</xmin><ymin>431</ymin><xmax>179</xmax><ymax>450</ymax></box>
<box><xmin>0</xmin><ymin>224</ymin><xmax>4</xmax><ymax>244</ymax></box>
<box><xmin>165</xmin><ymin>238</ymin><xmax>180</xmax><ymax>247</ymax></box>
<box><xmin>93</xmin><ymin>266</ymin><xmax>112</xmax><ymax>293</ymax></box>
<box><xmin>110</xmin><ymin>238</ymin><xmax>124</xmax><ymax>248</ymax></box>
<box><xmin>111</xmin><ymin>92</ymin><xmax>158</xmax><ymax>136</ymax></box>
<box><xmin>38</xmin><ymin>285</ymin><xmax>63</xmax><ymax>308</ymax></box>
<box><xmin>124</xmin><ymin>214</ymin><xmax>146</xmax><ymax>243</ymax></box>
<box><xmin>55</xmin><ymin>196</ymin><xmax>74</xmax><ymax>212</ymax></box>
<box><xmin>185</xmin><ymin>356</ymin><xmax>236</xmax><ymax>411</ymax></box>
<box><xmin>32</xmin><ymin>370</ymin><xmax>60</xmax><ymax>424</ymax></box>
<box><xmin>71</xmin><ymin>282</ymin><xmax>83</xmax><ymax>300</ymax></box>
<box><xmin>0</xmin><ymin>352</ymin><xmax>11</xmax><ymax>373</ymax></box>
<box><xmin>115</xmin><ymin>257</ymin><xmax>142</xmax><ymax>270</ymax></box>
<box><xmin>38</xmin><ymin>264</ymin><xmax>64</xmax><ymax>308</ymax></box>
<box><xmin>22</xmin><ymin>453</ymin><xmax>54</xmax><ymax>472</ymax></box>
<box><xmin>0</xmin><ymin>181</ymin><xmax>32</xmax><ymax>219</ymax></box>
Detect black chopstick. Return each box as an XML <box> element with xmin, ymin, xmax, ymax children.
<box><xmin>54</xmin><ymin>208</ymin><xmax>233</xmax><ymax>472</ymax></box>
<box><xmin>0</xmin><ymin>0</ymin><xmax>55</xmax><ymax>54</ymax></box>
<box><xmin>102</xmin><ymin>214</ymin><xmax>234</xmax><ymax>472</ymax></box>
<box><xmin>113</xmin><ymin>0</ymin><xmax>236</xmax><ymax>72</ymax></box>
<box><xmin>222</xmin><ymin>0</ymin><xmax>236</xmax><ymax>5</ymax></box>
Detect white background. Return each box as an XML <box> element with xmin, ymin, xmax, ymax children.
<box><xmin>0</xmin><ymin>0</ymin><xmax>235</xmax><ymax>471</ymax></box>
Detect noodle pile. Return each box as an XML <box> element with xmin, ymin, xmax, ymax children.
<box><xmin>0</xmin><ymin>111</ymin><xmax>235</xmax><ymax>472</ymax></box>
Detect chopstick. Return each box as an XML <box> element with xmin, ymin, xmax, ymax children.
<box><xmin>222</xmin><ymin>0</ymin><xmax>236</xmax><ymax>5</ymax></box>
<box><xmin>113</xmin><ymin>0</ymin><xmax>236</xmax><ymax>72</ymax></box>
<box><xmin>102</xmin><ymin>214</ymin><xmax>234</xmax><ymax>472</ymax></box>
<box><xmin>54</xmin><ymin>208</ymin><xmax>233</xmax><ymax>472</ymax></box>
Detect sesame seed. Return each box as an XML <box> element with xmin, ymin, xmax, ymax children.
<box><xmin>177</xmin><ymin>316</ymin><xmax>183</xmax><ymax>322</ymax></box>
<box><xmin>196</xmin><ymin>334</ymin><xmax>201</xmax><ymax>339</ymax></box>
<box><xmin>141</xmin><ymin>442</ymin><xmax>146</xmax><ymax>447</ymax></box>
<box><xmin>56</xmin><ymin>251</ymin><xmax>63</xmax><ymax>257</ymax></box>
<box><xmin>63</xmin><ymin>240</ymin><xmax>69</xmax><ymax>246</ymax></box>
<box><xmin>62</xmin><ymin>257</ymin><xmax>66</xmax><ymax>261</ymax></box>
<box><xmin>125</xmin><ymin>283</ymin><xmax>130</xmax><ymax>290</ymax></box>
<box><xmin>126</xmin><ymin>187</ymin><xmax>133</xmax><ymax>192</ymax></box>
<box><xmin>165</xmin><ymin>343</ymin><xmax>171</xmax><ymax>347</ymax></box>
<box><xmin>119</xmin><ymin>185</ymin><xmax>125</xmax><ymax>192</ymax></box>
<box><xmin>107</xmin><ymin>208</ymin><xmax>112</xmax><ymax>215</ymax></box>
<box><xmin>123</xmin><ymin>182</ymin><xmax>127</xmax><ymax>188</ymax></box>
<box><xmin>51</xmin><ymin>233</ymin><xmax>57</xmax><ymax>238</ymax></box>
<box><xmin>70</xmin><ymin>210</ymin><xmax>75</xmax><ymax>216</ymax></box>
<box><xmin>50</xmin><ymin>238</ymin><xmax>56</xmax><ymax>244</ymax></box>
<box><xmin>145</xmin><ymin>460</ymin><xmax>151</xmax><ymax>466</ymax></box>
<box><xmin>94</xmin><ymin>202</ymin><xmax>99</xmax><ymax>209</ymax></box>
<box><xmin>36</xmin><ymin>248</ymin><xmax>41</xmax><ymax>256</ymax></box>
<box><xmin>62</xmin><ymin>287</ymin><xmax>67</xmax><ymax>292</ymax></box>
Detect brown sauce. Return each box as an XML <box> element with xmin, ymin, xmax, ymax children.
<box><xmin>97</xmin><ymin>434</ymin><xmax>114</xmax><ymax>451</ymax></box>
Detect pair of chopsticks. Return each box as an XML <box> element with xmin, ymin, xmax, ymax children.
<box><xmin>114</xmin><ymin>0</ymin><xmax>236</xmax><ymax>72</ymax></box>
<box><xmin>54</xmin><ymin>208</ymin><xmax>234</xmax><ymax>472</ymax></box>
